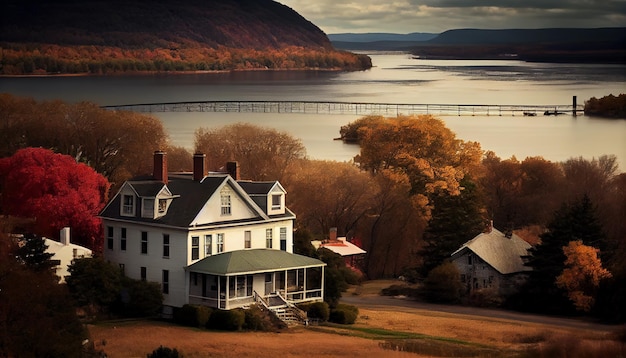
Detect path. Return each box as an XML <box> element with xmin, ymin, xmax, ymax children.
<box><xmin>341</xmin><ymin>293</ymin><xmax>617</xmax><ymax>333</ymax></box>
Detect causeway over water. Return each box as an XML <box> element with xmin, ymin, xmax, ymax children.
<box><xmin>103</xmin><ymin>100</ymin><xmax>583</xmax><ymax>117</ymax></box>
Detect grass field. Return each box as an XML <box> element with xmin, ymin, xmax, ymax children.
<box><xmin>88</xmin><ymin>280</ymin><xmax>625</xmax><ymax>358</ymax></box>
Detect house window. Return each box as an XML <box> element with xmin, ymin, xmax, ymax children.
<box><xmin>280</xmin><ymin>227</ymin><xmax>287</xmax><ymax>251</ymax></box>
<box><xmin>271</xmin><ymin>194</ymin><xmax>281</xmax><ymax>210</ymax></box>
<box><xmin>266</xmin><ymin>229</ymin><xmax>273</xmax><ymax>249</ymax></box>
<box><xmin>163</xmin><ymin>234</ymin><xmax>170</xmax><ymax>258</ymax></box>
<box><xmin>120</xmin><ymin>227</ymin><xmax>127</xmax><ymax>251</ymax></box>
<box><xmin>162</xmin><ymin>270</ymin><xmax>169</xmax><ymax>294</ymax></box>
<box><xmin>122</xmin><ymin>194</ymin><xmax>134</xmax><ymax>215</ymax></box>
<box><xmin>220</xmin><ymin>187</ymin><xmax>231</xmax><ymax>215</ymax></box>
<box><xmin>467</xmin><ymin>254</ymin><xmax>473</xmax><ymax>265</ymax></box>
<box><xmin>191</xmin><ymin>236</ymin><xmax>199</xmax><ymax>260</ymax></box>
<box><xmin>244</xmin><ymin>231</ymin><xmax>251</xmax><ymax>248</ymax></box>
<box><xmin>140</xmin><ymin>267</ymin><xmax>146</xmax><ymax>281</ymax></box>
<box><xmin>216</xmin><ymin>233</ymin><xmax>224</xmax><ymax>253</ymax></box>
<box><xmin>107</xmin><ymin>226</ymin><xmax>114</xmax><ymax>250</ymax></box>
<box><xmin>158</xmin><ymin>199</ymin><xmax>167</xmax><ymax>214</ymax></box>
<box><xmin>141</xmin><ymin>232</ymin><xmax>148</xmax><ymax>254</ymax></box>
<box><xmin>205</xmin><ymin>235</ymin><xmax>212</xmax><ymax>256</ymax></box>
<box><xmin>142</xmin><ymin>198</ymin><xmax>154</xmax><ymax>218</ymax></box>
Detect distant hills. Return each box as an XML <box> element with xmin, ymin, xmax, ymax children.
<box><xmin>330</xmin><ymin>28</ymin><xmax>626</xmax><ymax>63</ymax></box>
<box><xmin>0</xmin><ymin>0</ymin><xmax>371</xmax><ymax>75</ymax></box>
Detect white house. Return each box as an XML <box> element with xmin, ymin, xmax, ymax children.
<box><xmin>44</xmin><ymin>227</ymin><xmax>92</xmax><ymax>283</ymax></box>
<box><xmin>450</xmin><ymin>225</ymin><xmax>531</xmax><ymax>297</ymax></box>
<box><xmin>100</xmin><ymin>152</ymin><xmax>325</xmax><ymax>316</ymax></box>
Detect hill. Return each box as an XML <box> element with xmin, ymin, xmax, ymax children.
<box><xmin>0</xmin><ymin>0</ymin><xmax>372</xmax><ymax>75</ymax></box>
<box><xmin>418</xmin><ymin>28</ymin><xmax>626</xmax><ymax>63</ymax></box>
<box><xmin>331</xmin><ymin>28</ymin><xmax>625</xmax><ymax>64</ymax></box>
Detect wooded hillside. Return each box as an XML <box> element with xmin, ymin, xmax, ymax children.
<box><xmin>0</xmin><ymin>0</ymin><xmax>372</xmax><ymax>74</ymax></box>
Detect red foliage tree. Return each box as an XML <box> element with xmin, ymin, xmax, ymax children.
<box><xmin>0</xmin><ymin>148</ymin><xmax>110</xmax><ymax>252</ymax></box>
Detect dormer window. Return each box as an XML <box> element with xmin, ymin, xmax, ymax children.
<box><xmin>271</xmin><ymin>194</ymin><xmax>282</xmax><ymax>210</ymax></box>
<box><xmin>122</xmin><ymin>195</ymin><xmax>135</xmax><ymax>216</ymax></box>
<box><xmin>142</xmin><ymin>198</ymin><xmax>155</xmax><ymax>218</ymax></box>
<box><xmin>158</xmin><ymin>199</ymin><xmax>167</xmax><ymax>214</ymax></box>
<box><xmin>221</xmin><ymin>187</ymin><xmax>231</xmax><ymax>215</ymax></box>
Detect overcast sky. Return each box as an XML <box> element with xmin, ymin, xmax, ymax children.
<box><xmin>278</xmin><ymin>0</ymin><xmax>626</xmax><ymax>34</ymax></box>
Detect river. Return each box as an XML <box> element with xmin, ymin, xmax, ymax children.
<box><xmin>1</xmin><ymin>53</ymin><xmax>625</xmax><ymax>169</ymax></box>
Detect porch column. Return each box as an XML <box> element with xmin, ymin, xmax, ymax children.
<box><xmin>303</xmin><ymin>267</ymin><xmax>307</xmax><ymax>295</ymax></box>
<box><xmin>225</xmin><ymin>276</ymin><xmax>230</xmax><ymax>310</ymax></box>
<box><xmin>321</xmin><ymin>266</ymin><xmax>325</xmax><ymax>300</ymax></box>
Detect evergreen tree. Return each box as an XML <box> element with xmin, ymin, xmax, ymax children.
<box><xmin>16</xmin><ymin>233</ymin><xmax>54</xmax><ymax>272</ymax></box>
<box><xmin>419</xmin><ymin>176</ymin><xmax>486</xmax><ymax>277</ymax></box>
<box><xmin>511</xmin><ymin>195</ymin><xmax>606</xmax><ymax>315</ymax></box>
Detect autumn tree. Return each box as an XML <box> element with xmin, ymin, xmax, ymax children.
<box><xmin>480</xmin><ymin>153</ymin><xmax>566</xmax><ymax>229</ymax></box>
<box><xmin>0</xmin><ymin>94</ymin><xmax>169</xmax><ymax>187</ymax></box>
<box><xmin>556</xmin><ymin>240</ymin><xmax>611</xmax><ymax>312</ymax></box>
<box><xmin>0</xmin><ymin>148</ymin><xmax>110</xmax><ymax>251</ymax></box>
<box><xmin>360</xmin><ymin>171</ymin><xmax>428</xmax><ymax>278</ymax></box>
<box><xmin>344</xmin><ymin>115</ymin><xmax>483</xmax><ymax>278</ymax></box>
<box><xmin>355</xmin><ymin>115</ymin><xmax>483</xmax><ymax>208</ymax></box>
<box><xmin>284</xmin><ymin>160</ymin><xmax>377</xmax><ymax>238</ymax></box>
<box><xmin>195</xmin><ymin>123</ymin><xmax>306</xmax><ymax>181</ymax></box>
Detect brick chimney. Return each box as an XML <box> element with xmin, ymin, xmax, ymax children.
<box><xmin>329</xmin><ymin>227</ymin><xmax>338</xmax><ymax>242</ymax></box>
<box><xmin>226</xmin><ymin>161</ymin><xmax>240</xmax><ymax>180</ymax></box>
<box><xmin>193</xmin><ymin>153</ymin><xmax>206</xmax><ymax>181</ymax></box>
<box><xmin>153</xmin><ymin>150</ymin><xmax>168</xmax><ymax>184</ymax></box>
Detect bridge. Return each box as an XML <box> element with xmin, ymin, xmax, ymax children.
<box><xmin>102</xmin><ymin>100</ymin><xmax>583</xmax><ymax>117</ymax></box>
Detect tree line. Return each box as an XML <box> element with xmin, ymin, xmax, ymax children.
<box><xmin>1</xmin><ymin>94</ymin><xmax>625</xmax><ymax>323</ymax></box>
<box><xmin>1</xmin><ymin>44</ymin><xmax>372</xmax><ymax>75</ymax></box>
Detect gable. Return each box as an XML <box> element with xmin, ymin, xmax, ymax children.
<box><xmin>190</xmin><ymin>181</ymin><xmax>264</xmax><ymax>226</ymax></box>
<box><xmin>451</xmin><ymin>228</ymin><xmax>531</xmax><ymax>274</ymax></box>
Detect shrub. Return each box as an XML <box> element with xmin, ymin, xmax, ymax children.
<box><xmin>117</xmin><ymin>279</ymin><xmax>163</xmax><ymax>317</ymax></box>
<box><xmin>174</xmin><ymin>305</ymin><xmax>211</xmax><ymax>328</ymax></box>
<box><xmin>468</xmin><ymin>288</ymin><xmax>502</xmax><ymax>307</ymax></box>
<box><xmin>208</xmin><ymin>309</ymin><xmax>245</xmax><ymax>331</ymax></box>
<box><xmin>329</xmin><ymin>304</ymin><xmax>358</xmax><ymax>324</ymax></box>
<box><xmin>421</xmin><ymin>262</ymin><xmax>463</xmax><ymax>303</ymax></box>
<box><xmin>300</xmin><ymin>301</ymin><xmax>330</xmax><ymax>321</ymax></box>
<box><xmin>147</xmin><ymin>346</ymin><xmax>182</xmax><ymax>358</ymax></box>
<box><xmin>243</xmin><ymin>305</ymin><xmax>284</xmax><ymax>331</ymax></box>
<box><xmin>381</xmin><ymin>284</ymin><xmax>418</xmax><ymax>297</ymax></box>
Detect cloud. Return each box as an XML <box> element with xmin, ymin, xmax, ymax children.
<box><xmin>278</xmin><ymin>0</ymin><xmax>626</xmax><ymax>33</ymax></box>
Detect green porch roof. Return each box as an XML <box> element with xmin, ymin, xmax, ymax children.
<box><xmin>186</xmin><ymin>249</ymin><xmax>326</xmax><ymax>275</ymax></box>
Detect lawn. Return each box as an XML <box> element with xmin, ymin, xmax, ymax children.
<box><xmin>88</xmin><ymin>281</ymin><xmax>625</xmax><ymax>358</ymax></box>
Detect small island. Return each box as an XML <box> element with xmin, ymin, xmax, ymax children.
<box><xmin>584</xmin><ymin>94</ymin><xmax>626</xmax><ymax>119</ymax></box>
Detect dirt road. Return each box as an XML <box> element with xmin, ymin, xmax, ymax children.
<box><xmin>341</xmin><ymin>293</ymin><xmax>617</xmax><ymax>333</ymax></box>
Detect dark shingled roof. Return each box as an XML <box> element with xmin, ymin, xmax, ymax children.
<box><xmin>100</xmin><ymin>175</ymin><xmax>270</xmax><ymax>227</ymax></box>
<box><xmin>187</xmin><ymin>249</ymin><xmax>325</xmax><ymax>275</ymax></box>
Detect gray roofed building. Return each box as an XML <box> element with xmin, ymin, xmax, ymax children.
<box><xmin>451</xmin><ymin>226</ymin><xmax>532</xmax><ymax>298</ymax></box>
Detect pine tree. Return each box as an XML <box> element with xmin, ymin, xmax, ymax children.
<box><xmin>514</xmin><ymin>195</ymin><xmax>606</xmax><ymax>315</ymax></box>
<box><xmin>419</xmin><ymin>176</ymin><xmax>486</xmax><ymax>277</ymax></box>
<box><xmin>16</xmin><ymin>233</ymin><xmax>54</xmax><ymax>272</ymax></box>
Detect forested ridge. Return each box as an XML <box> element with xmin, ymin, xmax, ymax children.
<box><xmin>0</xmin><ymin>0</ymin><xmax>372</xmax><ymax>75</ymax></box>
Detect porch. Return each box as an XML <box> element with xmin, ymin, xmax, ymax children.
<box><xmin>186</xmin><ymin>249</ymin><xmax>325</xmax><ymax>310</ymax></box>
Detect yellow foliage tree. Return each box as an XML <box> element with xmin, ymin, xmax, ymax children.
<box><xmin>556</xmin><ymin>240</ymin><xmax>612</xmax><ymax>312</ymax></box>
